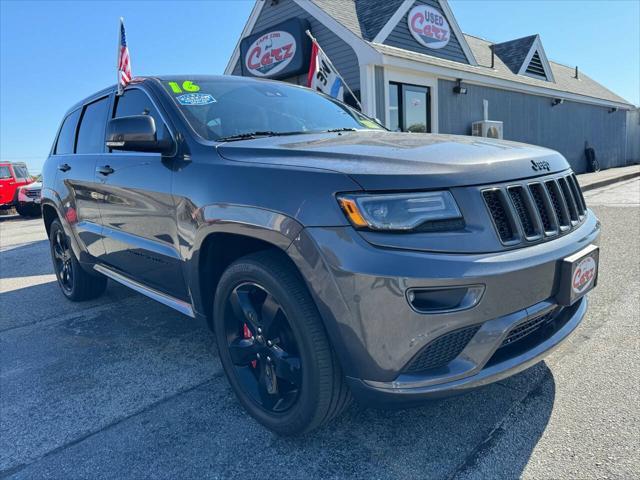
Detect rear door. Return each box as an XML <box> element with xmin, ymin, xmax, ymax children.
<box><xmin>96</xmin><ymin>86</ymin><xmax>186</xmax><ymax>299</ymax></box>
<box><xmin>52</xmin><ymin>101</ymin><xmax>109</xmax><ymax>258</ymax></box>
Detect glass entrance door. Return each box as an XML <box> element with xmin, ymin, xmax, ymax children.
<box><xmin>388</xmin><ymin>82</ymin><xmax>431</xmax><ymax>133</ymax></box>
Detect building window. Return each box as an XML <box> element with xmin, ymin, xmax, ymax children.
<box><xmin>388</xmin><ymin>82</ymin><xmax>431</xmax><ymax>133</ymax></box>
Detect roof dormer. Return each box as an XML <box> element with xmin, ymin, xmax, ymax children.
<box><xmin>492</xmin><ymin>34</ymin><xmax>555</xmax><ymax>82</ymax></box>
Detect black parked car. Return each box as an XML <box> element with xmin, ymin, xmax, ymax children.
<box><xmin>42</xmin><ymin>75</ymin><xmax>599</xmax><ymax>435</ymax></box>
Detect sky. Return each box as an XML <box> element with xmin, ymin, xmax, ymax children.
<box><xmin>1</xmin><ymin>0</ymin><xmax>638</xmax><ymax>174</ymax></box>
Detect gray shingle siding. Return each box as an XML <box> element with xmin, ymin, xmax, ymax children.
<box><xmin>354</xmin><ymin>0</ymin><xmax>406</xmax><ymax>40</ymax></box>
<box><xmin>383</xmin><ymin>0</ymin><xmax>469</xmax><ymax>64</ymax></box>
<box><xmin>232</xmin><ymin>0</ymin><xmax>360</xmax><ymax>92</ymax></box>
<box><xmin>438</xmin><ymin>79</ymin><xmax>628</xmax><ymax>173</ymax></box>
<box><xmin>626</xmin><ymin>109</ymin><xmax>640</xmax><ymax>164</ymax></box>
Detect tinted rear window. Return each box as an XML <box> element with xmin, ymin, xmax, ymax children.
<box><xmin>76</xmin><ymin>97</ymin><xmax>110</xmax><ymax>154</ymax></box>
<box><xmin>55</xmin><ymin>109</ymin><xmax>81</xmax><ymax>155</ymax></box>
<box><xmin>0</xmin><ymin>166</ymin><xmax>11</xmax><ymax>179</ymax></box>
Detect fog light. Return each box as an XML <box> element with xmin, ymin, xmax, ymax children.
<box><xmin>407</xmin><ymin>285</ymin><xmax>484</xmax><ymax>314</ymax></box>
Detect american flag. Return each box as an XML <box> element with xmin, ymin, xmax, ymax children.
<box><xmin>117</xmin><ymin>18</ymin><xmax>132</xmax><ymax>95</ymax></box>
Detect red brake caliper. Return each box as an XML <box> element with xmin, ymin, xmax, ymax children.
<box><xmin>243</xmin><ymin>324</ymin><xmax>257</xmax><ymax>368</ymax></box>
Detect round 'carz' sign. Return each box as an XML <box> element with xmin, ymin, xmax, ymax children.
<box><xmin>244</xmin><ymin>30</ymin><xmax>297</xmax><ymax>77</ymax></box>
<box><xmin>572</xmin><ymin>256</ymin><xmax>596</xmax><ymax>294</ymax></box>
<box><xmin>408</xmin><ymin>4</ymin><xmax>451</xmax><ymax>49</ymax></box>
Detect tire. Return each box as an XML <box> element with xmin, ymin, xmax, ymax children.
<box><xmin>213</xmin><ymin>250</ymin><xmax>351</xmax><ymax>435</ymax></box>
<box><xmin>17</xmin><ymin>205</ymin><xmax>41</xmax><ymax>217</ymax></box>
<box><xmin>49</xmin><ymin>219</ymin><xmax>107</xmax><ymax>301</ymax></box>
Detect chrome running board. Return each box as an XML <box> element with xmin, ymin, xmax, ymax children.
<box><xmin>94</xmin><ymin>264</ymin><xmax>195</xmax><ymax>318</ymax></box>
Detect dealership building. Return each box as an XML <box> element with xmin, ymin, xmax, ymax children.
<box><xmin>226</xmin><ymin>0</ymin><xmax>639</xmax><ymax>173</ymax></box>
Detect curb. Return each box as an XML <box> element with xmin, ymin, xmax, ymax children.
<box><xmin>579</xmin><ymin>171</ymin><xmax>640</xmax><ymax>192</ymax></box>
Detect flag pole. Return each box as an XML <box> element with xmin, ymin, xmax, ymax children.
<box><xmin>305</xmin><ymin>30</ymin><xmax>363</xmax><ymax>111</ymax></box>
<box><xmin>116</xmin><ymin>17</ymin><xmax>123</xmax><ymax>96</ymax></box>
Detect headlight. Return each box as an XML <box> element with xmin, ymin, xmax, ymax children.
<box><xmin>337</xmin><ymin>191</ymin><xmax>462</xmax><ymax>231</ymax></box>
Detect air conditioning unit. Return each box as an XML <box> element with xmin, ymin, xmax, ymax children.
<box><xmin>472</xmin><ymin>99</ymin><xmax>504</xmax><ymax>139</ymax></box>
<box><xmin>472</xmin><ymin>120</ymin><xmax>503</xmax><ymax>139</ymax></box>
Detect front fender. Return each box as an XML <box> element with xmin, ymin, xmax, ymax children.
<box><xmin>180</xmin><ymin>201</ymin><xmax>304</xmax><ymax>318</ymax></box>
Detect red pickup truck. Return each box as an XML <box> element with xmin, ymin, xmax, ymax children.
<box><xmin>0</xmin><ymin>162</ymin><xmax>41</xmax><ymax>216</ymax></box>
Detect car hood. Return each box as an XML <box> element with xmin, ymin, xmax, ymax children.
<box><xmin>21</xmin><ymin>181</ymin><xmax>42</xmax><ymax>190</ymax></box>
<box><xmin>216</xmin><ymin>131</ymin><xmax>569</xmax><ymax>190</ymax></box>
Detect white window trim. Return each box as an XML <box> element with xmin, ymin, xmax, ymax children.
<box><xmin>517</xmin><ymin>35</ymin><xmax>555</xmax><ymax>83</ymax></box>
<box><xmin>384</xmin><ymin>66</ymin><xmax>439</xmax><ymax>133</ymax></box>
<box><xmin>373</xmin><ymin>0</ymin><xmax>478</xmax><ymax>67</ymax></box>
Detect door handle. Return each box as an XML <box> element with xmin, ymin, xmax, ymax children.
<box><xmin>58</xmin><ymin>163</ymin><xmax>71</xmax><ymax>172</ymax></box>
<box><xmin>97</xmin><ymin>165</ymin><xmax>115</xmax><ymax>176</ymax></box>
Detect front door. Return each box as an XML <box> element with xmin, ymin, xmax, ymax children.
<box><xmin>388</xmin><ymin>83</ymin><xmax>431</xmax><ymax>133</ymax></box>
<box><xmin>96</xmin><ymin>87</ymin><xmax>187</xmax><ymax>300</ymax></box>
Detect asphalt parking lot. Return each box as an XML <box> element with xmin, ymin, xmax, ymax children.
<box><xmin>1</xmin><ymin>177</ymin><xmax>638</xmax><ymax>479</ymax></box>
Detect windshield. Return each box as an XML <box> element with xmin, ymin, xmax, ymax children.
<box><xmin>160</xmin><ymin>78</ymin><xmax>384</xmax><ymax>141</ymax></box>
<box><xmin>12</xmin><ymin>165</ymin><xmax>30</xmax><ymax>180</ymax></box>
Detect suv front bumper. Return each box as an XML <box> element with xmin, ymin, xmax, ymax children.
<box><xmin>288</xmin><ymin>210</ymin><xmax>600</xmax><ymax>404</ymax></box>
<box><xmin>347</xmin><ymin>297</ymin><xmax>585</xmax><ymax>406</ymax></box>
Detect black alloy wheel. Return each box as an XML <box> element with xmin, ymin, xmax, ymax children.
<box><xmin>213</xmin><ymin>251</ymin><xmax>352</xmax><ymax>435</ymax></box>
<box><xmin>48</xmin><ymin>219</ymin><xmax>107</xmax><ymax>301</ymax></box>
<box><xmin>224</xmin><ymin>282</ymin><xmax>302</xmax><ymax>413</ymax></box>
<box><xmin>52</xmin><ymin>227</ymin><xmax>74</xmax><ymax>294</ymax></box>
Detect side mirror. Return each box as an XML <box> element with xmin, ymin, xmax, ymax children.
<box><xmin>106</xmin><ymin>115</ymin><xmax>173</xmax><ymax>153</ymax></box>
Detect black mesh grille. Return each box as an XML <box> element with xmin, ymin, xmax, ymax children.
<box><xmin>483</xmin><ymin>172</ymin><xmax>586</xmax><ymax>246</ymax></box>
<box><xmin>529</xmin><ymin>183</ymin><xmax>553</xmax><ymax>232</ymax></box>
<box><xmin>567</xmin><ymin>175</ymin><xmax>585</xmax><ymax>215</ymax></box>
<box><xmin>483</xmin><ymin>190</ymin><xmax>515</xmax><ymax>242</ymax></box>
<box><xmin>404</xmin><ymin>325</ymin><xmax>481</xmax><ymax>373</ymax></box>
<box><xmin>558</xmin><ymin>177</ymin><xmax>579</xmax><ymax>222</ymax></box>
<box><xmin>25</xmin><ymin>189</ymin><xmax>41</xmax><ymax>198</ymax></box>
<box><xmin>545</xmin><ymin>181</ymin><xmax>570</xmax><ymax>228</ymax></box>
<box><xmin>500</xmin><ymin>308</ymin><xmax>559</xmax><ymax>348</ymax></box>
<box><xmin>571</xmin><ymin>174</ymin><xmax>587</xmax><ymax>214</ymax></box>
<box><xmin>508</xmin><ymin>187</ymin><xmax>536</xmax><ymax>237</ymax></box>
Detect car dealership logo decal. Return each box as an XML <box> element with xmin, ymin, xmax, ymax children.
<box><xmin>408</xmin><ymin>5</ymin><xmax>450</xmax><ymax>49</ymax></box>
<box><xmin>572</xmin><ymin>256</ymin><xmax>596</xmax><ymax>294</ymax></box>
<box><xmin>245</xmin><ymin>31</ymin><xmax>296</xmax><ymax>77</ymax></box>
<box><xmin>177</xmin><ymin>93</ymin><xmax>216</xmax><ymax>106</ymax></box>
<box><xmin>530</xmin><ymin>159</ymin><xmax>551</xmax><ymax>172</ymax></box>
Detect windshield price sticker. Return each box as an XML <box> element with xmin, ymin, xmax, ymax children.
<box><xmin>177</xmin><ymin>93</ymin><xmax>216</xmax><ymax>106</ymax></box>
<box><xmin>168</xmin><ymin>81</ymin><xmax>201</xmax><ymax>94</ymax></box>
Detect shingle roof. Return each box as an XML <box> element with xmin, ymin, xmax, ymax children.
<box><xmin>310</xmin><ymin>0</ymin><xmax>633</xmax><ymax>107</ymax></box>
<box><xmin>491</xmin><ymin>35</ymin><xmax>537</xmax><ymax>74</ymax></box>
<box><xmin>311</xmin><ymin>0</ymin><xmax>364</xmax><ymax>38</ymax></box>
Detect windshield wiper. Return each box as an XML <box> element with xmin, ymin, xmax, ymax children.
<box><xmin>217</xmin><ymin>131</ymin><xmax>307</xmax><ymax>142</ymax></box>
<box><xmin>325</xmin><ymin>127</ymin><xmax>357</xmax><ymax>133</ymax></box>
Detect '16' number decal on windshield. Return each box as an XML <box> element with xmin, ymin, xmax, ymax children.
<box><xmin>168</xmin><ymin>81</ymin><xmax>200</xmax><ymax>93</ymax></box>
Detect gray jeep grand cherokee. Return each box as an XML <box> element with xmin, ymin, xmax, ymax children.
<box><xmin>42</xmin><ymin>75</ymin><xmax>599</xmax><ymax>435</ymax></box>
